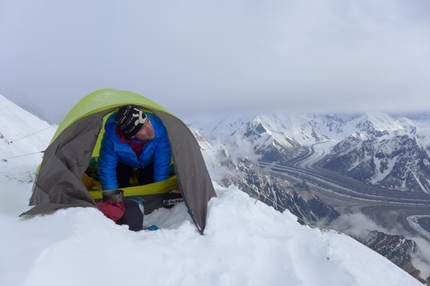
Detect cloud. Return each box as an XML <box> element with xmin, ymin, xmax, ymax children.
<box><xmin>1</xmin><ymin>0</ymin><xmax>429</xmax><ymax>123</ymax></box>
<box><xmin>410</xmin><ymin>237</ymin><xmax>430</xmax><ymax>279</ymax></box>
<box><xmin>327</xmin><ymin>213</ymin><xmax>388</xmax><ymax>238</ymax></box>
<box><xmin>328</xmin><ymin>212</ymin><xmax>430</xmax><ymax>280</ymax></box>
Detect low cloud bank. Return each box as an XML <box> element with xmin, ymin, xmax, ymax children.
<box><xmin>327</xmin><ymin>213</ymin><xmax>430</xmax><ymax>280</ymax></box>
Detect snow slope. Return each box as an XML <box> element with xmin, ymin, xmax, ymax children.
<box><xmin>0</xmin><ymin>95</ymin><xmax>423</xmax><ymax>286</ymax></box>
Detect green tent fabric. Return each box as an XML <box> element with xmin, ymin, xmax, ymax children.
<box><xmin>22</xmin><ymin>88</ymin><xmax>217</xmax><ymax>234</ymax></box>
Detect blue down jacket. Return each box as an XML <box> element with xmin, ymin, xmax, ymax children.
<box><xmin>98</xmin><ymin>112</ymin><xmax>171</xmax><ymax>190</ymax></box>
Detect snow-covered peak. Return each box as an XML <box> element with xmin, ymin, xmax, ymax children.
<box><xmin>353</xmin><ymin>111</ymin><xmax>410</xmax><ymax>133</ymax></box>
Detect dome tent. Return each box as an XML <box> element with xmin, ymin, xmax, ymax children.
<box><xmin>21</xmin><ymin>88</ymin><xmax>216</xmax><ymax>234</ymax></box>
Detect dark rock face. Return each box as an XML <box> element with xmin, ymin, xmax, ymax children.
<box><xmin>353</xmin><ymin>230</ymin><xmax>429</xmax><ymax>284</ymax></box>
<box><xmin>322</xmin><ymin>134</ymin><xmax>430</xmax><ymax>192</ymax></box>
<box><xmin>282</xmin><ymin>184</ymin><xmax>341</xmax><ymax>226</ymax></box>
<box><xmin>257</xmin><ymin>142</ymin><xmax>308</xmax><ymax>164</ymax></box>
<box><xmin>220</xmin><ymin>157</ymin><xmax>340</xmax><ymax>226</ymax></box>
<box><xmin>242</xmin><ymin>121</ymin><xmax>308</xmax><ymax>164</ymax></box>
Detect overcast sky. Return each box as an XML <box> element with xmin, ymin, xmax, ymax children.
<box><xmin>1</xmin><ymin>0</ymin><xmax>429</xmax><ymax>123</ymax></box>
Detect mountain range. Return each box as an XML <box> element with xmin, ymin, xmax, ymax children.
<box><xmin>190</xmin><ymin>111</ymin><xmax>430</xmax><ymax>193</ymax></box>
<box><xmin>188</xmin><ymin>111</ymin><xmax>430</xmax><ymax>284</ymax></box>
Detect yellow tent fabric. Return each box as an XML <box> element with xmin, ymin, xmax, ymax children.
<box><xmin>51</xmin><ymin>89</ymin><xmax>171</xmax><ymax>143</ymax></box>
<box><xmin>24</xmin><ymin>88</ymin><xmax>216</xmax><ymax>234</ymax></box>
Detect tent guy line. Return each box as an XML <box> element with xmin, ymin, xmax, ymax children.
<box><xmin>1</xmin><ymin>151</ymin><xmax>44</xmax><ymax>162</ymax></box>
